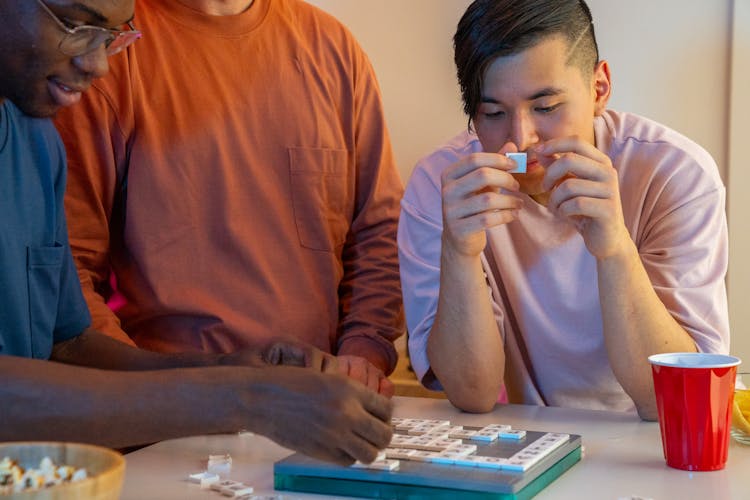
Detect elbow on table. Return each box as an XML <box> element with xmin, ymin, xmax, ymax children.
<box><xmin>429</xmin><ymin>364</ymin><xmax>502</xmax><ymax>414</ymax></box>
<box><xmin>636</xmin><ymin>403</ymin><xmax>659</xmax><ymax>422</ymax></box>
<box><xmin>445</xmin><ymin>388</ymin><xmax>498</xmax><ymax>414</ymax></box>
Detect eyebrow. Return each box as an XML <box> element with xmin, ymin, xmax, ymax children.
<box><xmin>481</xmin><ymin>87</ymin><xmax>566</xmax><ymax>104</ymax></box>
<box><xmin>68</xmin><ymin>2</ymin><xmax>109</xmax><ymax>23</ymax></box>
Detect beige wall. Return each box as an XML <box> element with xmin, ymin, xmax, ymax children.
<box><xmin>308</xmin><ymin>0</ymin><xmax>730</xmax><ymax>183</ymax></box>
<box><xmin>308</xmin><ymin>0</ymin><xmax>747</xmax><ymax>364</ymax></box>
<box><xmin>307</xmin><ymin>0</ymin><xmax>471</xmax><ymax>183</ymax></box>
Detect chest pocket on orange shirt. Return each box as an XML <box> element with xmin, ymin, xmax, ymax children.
<box><xmin>27</xmin><ymin>244</ymin><xmax>64</xmax><ymax>358</ymax></box>
<box><xmin>289</xmin><ymin>147</ymin><xmax>352</xmax><ymax>252</ymax></box>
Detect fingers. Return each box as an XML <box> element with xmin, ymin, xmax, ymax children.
<box><xmin>497</xmin><ymin>141</ymin><xmax>518</xmax><ymax>155</ymax></box>
<box><xmin>440</xmin><ymin>154</ymin><xmax>523</xmax><ymax>257</ymax></box>
<box><xmin>323</xmin><ymin>447</ymin><xmax>358</xmax><ymax>467</ymax></box>
<box><xmin>286</xmin><ymin>377</ymin><xmax>392</xmax><ymax>464</ymax></box>
<box><xmin>443</xmin><ymin>158</ymin><xmax>520</xmax><ymax>204</ymax></box>
<box><xmin>320</xmin><ymin>352</ymin><xmax>339</xmax><ymax>374</ymax></box>
<box><xmin>303</xmin><ymin>423</ymin><xmax>382</xmax><ymax>467</ymax></box>
<box><xmin>534</xmin><ymin>136</ymin><xmax>608</xmax><ymax>163</ymax></box>
<box><xmin>263</xmin><ymin>342</ymin><xmax>304</xmax><ymax>367</ymax></box>
<box><xmin>326</xmin><ymin>381</ymin><xmax>393</xmax><ymax>463</ymax></box>
<box><xmin>320</xmin><ymin>422</ymin><xmax>391</xmax><ymax>466</ymax></box>
<box><xmin>361</xmin><ymin>361</ymin><xmax>384</xmax><ymax>395</ymax></box>
<box><xmin>445</xmin><ymin>207</ymin><xmax>521</xmax><ymax>241</ymax></box>
<box><xmin>345</xmin><ymin>424</ymin><xmax>393</xmax><ymax>464</ymax></box>
<box><xmin>533</xmin><ymin>138</ymin><xmax>613</xmax><ymax>193</ymax></box>
<box><xmin>541</xmin><ymin>154</ymin><xmax>611</xmax><ymax>194</ymax></box>
<box><xmin>365</xmin><ymin>369</ymin><xmax>381</xmax><ymax>394</ymax></box>
<box><xmin>442</xmin><ymin>152</ymin><xmax>516</xmax><ymax>184</ymax></box>
<box><xmin>287</xmin><ymin>346</ymin><xmax>340</xmax><ymax>374</ymax></box>
<box><xmin>258</xmin><ymin>369</ymin><xmax>394</xmax><ymax>466</ymax></box>
<box><xmin>546</xmin><ymin>176</ymin><xmax>614</xmax><ymax>215</ymax></box>
<box><xmin>337</xmin><ymin>355</ymin><xmax>391</xmax><ymax>395</ymax></box>
<box><xmin>527</xmin><ymin>137</ymin><xmax>620</xmax><ymax>224</ymax></box>
<box><xmin>378</xmin><ymin>377</ymin><xmax>395</xmax><ymax>398</ymax></box>
<box><xmin>444</xmin><ymin>188</ymin><xmax>523</xmax><ymax>221</ymax></box>
<box><xmin>344</xmin><ymin>356</ymin><xmax>369</xmax><ymax>386</ymax></box>
<box><xmin>346</xmin><ymin>393</ymin><xmax>393</xmax><ymax>461</ymax></box>
<box><xmin>261</xmin><ymin>341</ymin><xmax>284</xmax><ymax>365</ymax></box>
<box><xmin>303</xmin><ymin>345</ymin><xmax>335</xmax><ymax>372</ymax></box>
<box><xmin>262</xmin><ymin>340</ymin><xmax>334</xmax><ymax>371</ymax></box>
<box><xmin>219</xmin><ymin>348</ymin><xmax>265</xmax><ymax>368</ymax></box>
<box><xmin>283</xmin><ymin>431</ymin><xmax>360</xmax><ymax>466</ymax></box>
<box><xmin>360</xmin><ymin>385</ymin><xmax>393</xmax><ymax>423</ymax></box>
<box><xmin>529</xmin><ymin>137</ymin><xmax>627</xmax><ymax>258</ymax></box>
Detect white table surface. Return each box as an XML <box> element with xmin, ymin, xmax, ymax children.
<box><xmin>120</xmin><ymin>396</ymin><xmax>750</xmax><ymax>499</ymax></box>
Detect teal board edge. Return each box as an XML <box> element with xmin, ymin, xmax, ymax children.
<box><xmin>274</xmin><ymin>446</ymin><xmax>581</xmax><ymax>499</ymax></box>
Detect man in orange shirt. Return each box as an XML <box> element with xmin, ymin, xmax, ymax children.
<box><xmin>55</xmin><ymin>0</ymin><xmax>404</xmax><ymax>396</ymax></box>
<box><xmin>1</xmin><ymin>0</ymin><xmax>392</xmax><ymax>464</ymax></box>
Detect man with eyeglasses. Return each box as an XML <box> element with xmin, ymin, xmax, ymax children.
<box><xmin>1</xmin><ymin>0</ymin><xmax>141</xmax><ymax>117</ymax></box>
<box><xmin>398</xmin><ymin>0</ymin><xmax>729</xmax><ymax>419</ymax></box>
<box><xmin>55</xmin><ymin>0</ymin><xmax>405</xmax><ymax>397</ymax></box>
<box><xmin>0</xmin><ymin>0</ymin><xmax>393</xmax><ymax>464</ymax></box>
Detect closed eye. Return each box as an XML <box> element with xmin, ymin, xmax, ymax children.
<box><xmin>535</xmin><ymin>103</ymin><xmax>562</xmax><ymax>114</ymax></box>
<box><xmin>483</xmin><ymin>110</ymin><xmax>505</xmax><ymax>119</ymax></box>
<box><xmin>61</xmin><ymin>16</ymin><xmax>84</xmax><ymax>29</ymax></box>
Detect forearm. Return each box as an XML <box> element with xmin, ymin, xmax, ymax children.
<box><xmin>598</xmin><ymin>239</ymin><xmax>697</xmax><ymax>420</ymax></box>
<box><xmin>428</xmin><ymin>243</ymin><xmax>504</xmax><ymax>413</ymax></box>
<box><xmin>340</xmin><ymin>64</ymin><xmax>404</xmax><ymax>374</ymax></box>
<box><xmin>339</xmin><ymin>219</ymin><xmax>404</xmax><ymax>375</ymax></box>
<box><xmin>51</xmin><ymin>329</ymin><xmax>223</xmax><ymax>370</ymax></box>
<box><xmin>0</xmin><ymin>356</ymin><xmax>250</xmax><ymax>448</ymax></box>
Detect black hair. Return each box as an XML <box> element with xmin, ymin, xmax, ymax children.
<box><xmin>454</xmin><ymin>0</ymin><xmax>599</xmax><ymax>119</ymax></box>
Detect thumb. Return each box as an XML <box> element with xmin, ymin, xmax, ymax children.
<box><xmin>497</xmin><ymin>141</ymin><xmax>518</xmax><ymax>155</ymax></box>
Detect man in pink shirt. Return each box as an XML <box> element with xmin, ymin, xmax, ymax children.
<box><xmin>399</xmin><ymin>0</ymin><xmax>729</xmax><ymax>419</ymax></box>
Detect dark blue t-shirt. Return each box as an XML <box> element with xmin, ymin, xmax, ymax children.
<box><xmin>0</xmin><ymin>99</ymin><xmax>91</xmax><ymax>358</ymax></box>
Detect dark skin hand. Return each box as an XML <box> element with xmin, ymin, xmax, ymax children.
<box><xmin>219</xmin><ymin>338</ymin><xmax>340</xmax><ymax>372</ymax></box>
<box><xmin>38</xmin><ymin>330</ymin><xmax>395</xmax><ymax>461</ymax></box>
<box><xmin>225</xmin><ymin>341</ymin><xmax>395</xmax><ymax>463</ymax></box>
<box><xmin>224</xmin><ymin>338</ymin><xmax>394</xmax><ymax>463</ymax></box>
<box><xmin>3</xmin><ymin>350</ymin><xmax>393</xmax><ymax>463</ymax></box>
<box><xmin>54</xmin><ymin>329</ymin><xmax>395</xmax><ymax>398</ymax></box>
<box><xmin>52</xmin><ymin>330</ymin><xmax>338</xmax><ymax>373</ymax></box>
<box><xmin>221</xmin><ymin>337</ymin><xmax>396</xmax><ymax>397</ymax></box>
<box><xmin>247</xmin><ymin>366</ymin><xmax>394</xmax><ymax>465</ymax></box>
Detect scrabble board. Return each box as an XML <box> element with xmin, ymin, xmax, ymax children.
<box><xmin>274</xmin><ymin>417</ymin><xmax>582</xmax><ymax>499</ymax></box>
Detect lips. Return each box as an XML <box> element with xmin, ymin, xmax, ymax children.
<box><xmin>47</xmin><ymin>78</ymin><xmax>87</xmax><ymax>108</ymax></box>
<box><xmin>524</xmin><ymin>159</ymin><xmax>543</xmax><ymax>175</ymax></box>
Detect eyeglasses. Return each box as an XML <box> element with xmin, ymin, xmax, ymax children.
<box><xmin>36</xmin><ymin>0</ymin><xmax>142</xmax><ymax>57</ymax></box>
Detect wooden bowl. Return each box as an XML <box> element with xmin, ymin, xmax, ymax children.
<box><xmin>0</xmin><ymin>442</ymin><xmax>125</xmax><ymax>499</ymax></box>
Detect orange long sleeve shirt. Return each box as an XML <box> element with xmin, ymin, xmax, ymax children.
<box><xmin>54</xmin><ymin>0</ymin><xmax>404</xmax><ymax>373</ymax></box>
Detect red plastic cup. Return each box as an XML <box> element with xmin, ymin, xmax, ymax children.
<box><xmin>649</xmin><ymin>352</ymin><xmax>741</xmax><ymax>471</ymax></box>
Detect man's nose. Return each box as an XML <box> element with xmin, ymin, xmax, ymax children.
<box><xmin>508</xmin><ymin>111</ymin><xmax>539</xmax><ymax>152</ymax></box>
<box><xmin>72</xmin><ymin>44</ymin><xmax>110</xmax><ymax>80</ymax></box>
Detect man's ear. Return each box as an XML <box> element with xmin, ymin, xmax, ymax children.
<box><xmin>592</xmin><ymin>59</ymin><xmax>611</xmax><ymax>116</ymax></box>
